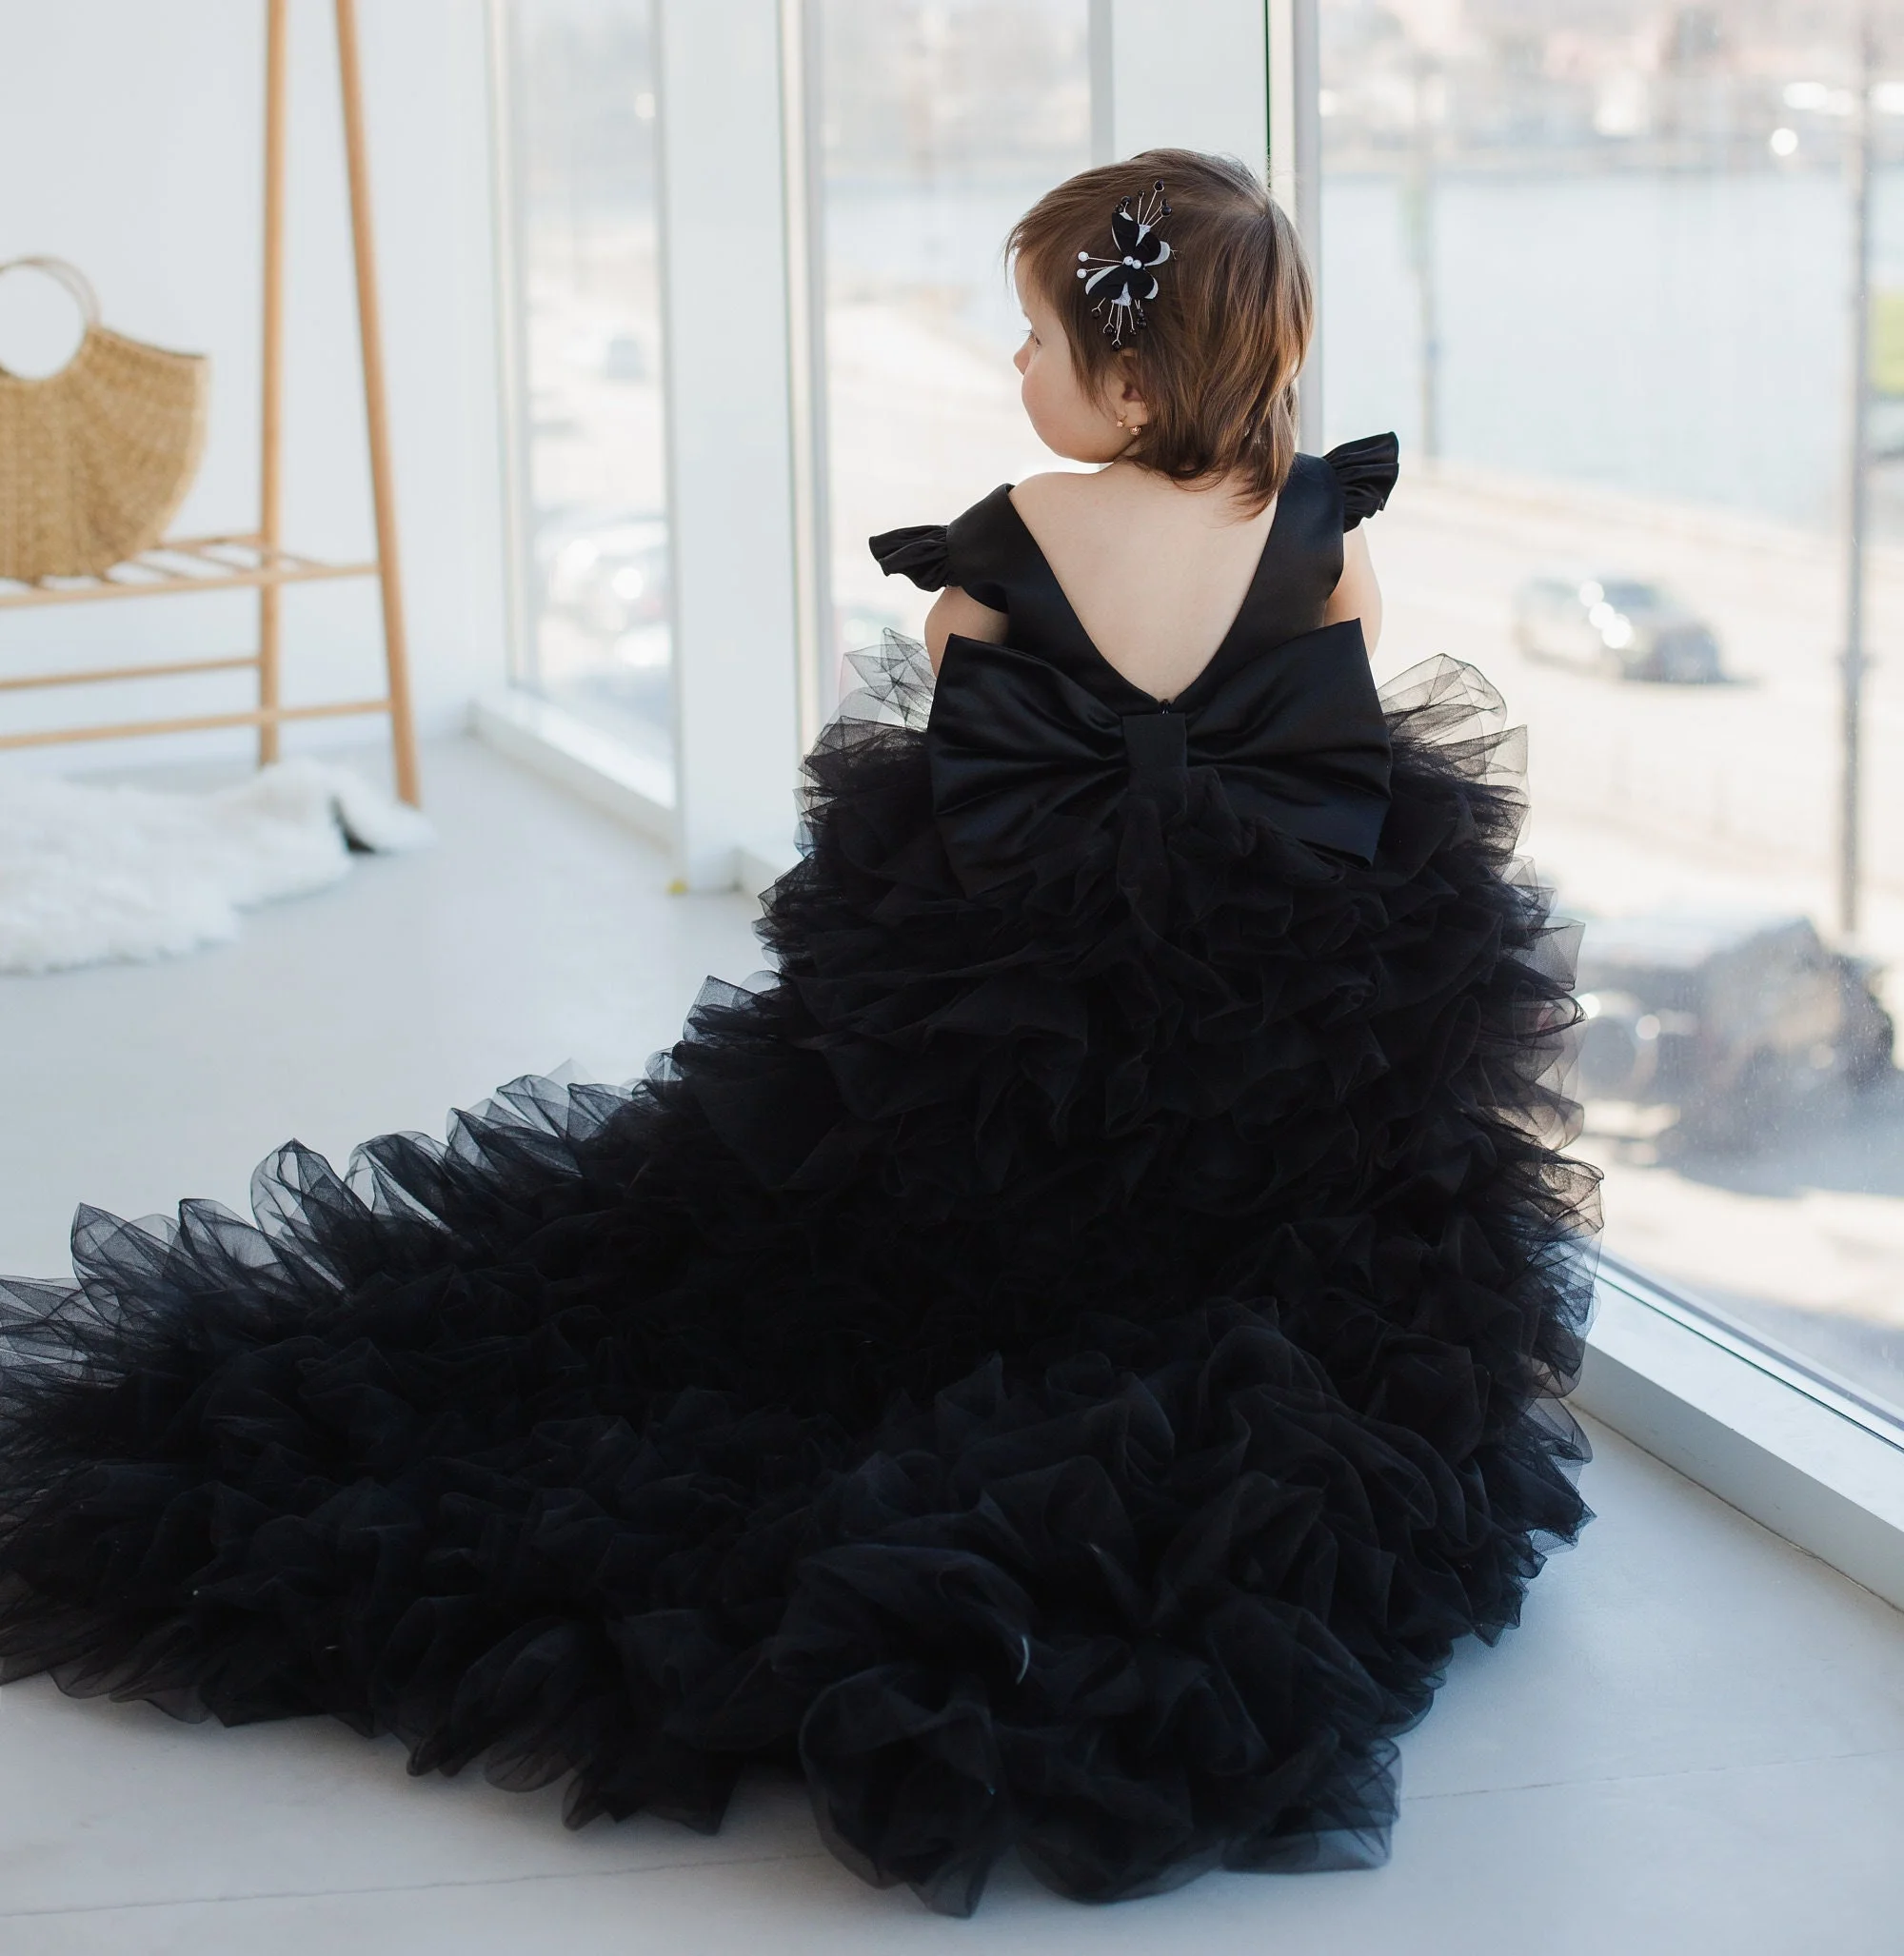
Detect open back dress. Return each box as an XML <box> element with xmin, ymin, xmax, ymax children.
<box><xmin>0</xmin><ymin>433</ymin><xmax>1598</xmax><ymax>1916</ymax></box>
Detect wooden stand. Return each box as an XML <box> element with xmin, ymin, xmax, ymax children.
<box><xmin>0</xmin><ymin>0</ymin><xmax>421</xmax><ymax>805</ymax></box>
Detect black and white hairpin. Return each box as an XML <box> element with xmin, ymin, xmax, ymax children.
<box><xmin>1076</xmin><ymin>179</ymin><xmax>1172</xmax><ymax>346</ymax></box>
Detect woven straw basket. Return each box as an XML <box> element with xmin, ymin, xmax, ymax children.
<box><xmin>0</xmin><ymin>257</ymin><xmax>209</xmax><ymax>581</ymax></box>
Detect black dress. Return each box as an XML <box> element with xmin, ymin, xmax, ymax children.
<box><xmin>0</xmin><ymin>434</ymin><xmax>1597</xmax><ymax>1915</ymax></box>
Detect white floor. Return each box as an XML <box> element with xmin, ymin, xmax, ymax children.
<box><xmin>0</xmin><ymin>738</ymin><xmax>1899</xmax><ymax>1955</ymax></box>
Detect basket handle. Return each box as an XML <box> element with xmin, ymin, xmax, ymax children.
<box><xmin>0</xmin><ymin>256</ymin><xmax>102</xmax><ymax>329</ymax></box>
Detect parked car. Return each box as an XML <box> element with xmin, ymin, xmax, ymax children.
<box><xmin>1513</xmin><ymin>574</ymin><xmax>1723</xmax><ymax>682</ymax></box>
<box><xmin>1575</xmin><ymin>909</ymin><xmax>1893</xmax><ymax>1150</ymax></box>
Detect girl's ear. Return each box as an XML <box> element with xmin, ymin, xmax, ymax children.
<box><xmin>1109</xmin><ymin>349</ymin><xmax>1150</xmax><ymax>430</ymax></box>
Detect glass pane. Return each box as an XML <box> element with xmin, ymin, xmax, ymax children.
<box><xmin>815</xmin><ymin>0</ymin><xmax>1093</xmax><ymax>695</ymax></box>
<box><xmin>507</xmin><ymin>0</ymin><xmax>672</xmax><ymax>789</ymax></box>
<box><xmin>1319</xmin><ymin>0</ymin><xmax>1904</xmax><ymax>1421</ymax></box>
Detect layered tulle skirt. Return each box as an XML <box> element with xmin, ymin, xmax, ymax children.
<box><xmin>0</xmin><ymin>642</ymin><xmax>1597</xmax><ymax>1914</ymax></box>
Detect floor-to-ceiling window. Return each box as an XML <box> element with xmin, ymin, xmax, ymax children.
<box><xmin>502</xmin><ymin>0</ymin><xmax>673</xmax><ymax>790</ymax></box>
<box><xmin>812</xmin><ymin>0</ymin><xmax>1093</xmax><ymax>691</ymax></box>
<box><xmin>1320</xmin><ymin>0</ymin><xmax>1904</xmax><ymax>1420</ymax></box>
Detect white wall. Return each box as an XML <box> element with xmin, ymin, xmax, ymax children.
<box><xmin>0</xmin><ymin>0</ymin><xmax>506</xmax><ymax>789</ymax></box>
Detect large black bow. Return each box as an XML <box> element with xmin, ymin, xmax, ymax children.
<box><xmin>927</xmin><ymin>621</ymin><xmax>1392</xmax><ymax>897</ymax></box>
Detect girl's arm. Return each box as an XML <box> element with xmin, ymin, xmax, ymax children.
<box><xmin>1324</xmin><ymin>526</ymin><xmax>1383</xmax><ymax>655</ymax></box>
<box><xmin>924</xmin><ymin>586</ymin><xmax>1010</xmax><ymax>672</ymax></box>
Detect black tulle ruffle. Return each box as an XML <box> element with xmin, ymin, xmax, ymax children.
<box><xmin>0</xmin><ymin>636</ymin><xmax>1597</xmax><ymax>1914</ymax></box>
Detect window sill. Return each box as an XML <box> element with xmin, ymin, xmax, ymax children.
<box><xmin>1576</xmin><ymin>1259</ymin><xmax>1904</xmax><ymax>1610</ymax></box>
<box><xmin>471</xmin><ymin>687</ymin><xmax>799</xmax><ymax>897</ymax></box>
<box><xmin>472</xmin><ymin>688</ymin><xmax>675</xmax><ymax>845</ymax></box>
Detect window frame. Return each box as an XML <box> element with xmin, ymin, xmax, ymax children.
<box><xmin>1580</xmin><ymin>1258</ymin><xmax>1904</xmax><ymax>1610</ymax></box>
<box><xmin>479</xmin><ymin>0</ymin><xmax>1904</xmax><ymax>1599</ymax></box>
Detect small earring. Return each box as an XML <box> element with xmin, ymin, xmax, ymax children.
<box><xmin>1116</xmin><ymin>413</ymin><xmax>1128</xmax><ymax>429</ymax></box>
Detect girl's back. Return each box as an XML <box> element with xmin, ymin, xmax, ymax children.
<box><xmin>1009</xmin><ymin>465</ymin><xmax>1279</xmax><ymax>699</ymax></box>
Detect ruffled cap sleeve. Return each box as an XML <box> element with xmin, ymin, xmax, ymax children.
<box><xmin>868</xmin><ymin>524</ymin><xmax>952</xmax><ymax>591</ymax></box>
<box><xmin>868</xmin><ymin>488</ymin><xmax>1015</xmax><ymax>612</ymax></box>
<box><xmin>1324</xmin><ymin>432</ymin><xmax>1399</xmax><ymax>529</ymax></box>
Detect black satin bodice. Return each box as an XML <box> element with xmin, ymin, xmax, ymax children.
<box><xmin>870</xmin><ymin>434</ymin><xmax>1397</xmax><ymax>689</ymax></box>
<box><xmin>868</xmin><ymin>433</ymin><xmax>1401</xmax><ymax>878</ymax></box>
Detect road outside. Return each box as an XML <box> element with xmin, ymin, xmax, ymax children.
<box><xmin>1377</xmin><ymin>467</ymin><xmax>1904</xmax><ymax>1409</ymax></box>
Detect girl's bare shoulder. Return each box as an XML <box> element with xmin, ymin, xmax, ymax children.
<box><xmin>1008</xmin><ymin>469</ymin><xmax>1103</xmax><ymax>514</ymax></box>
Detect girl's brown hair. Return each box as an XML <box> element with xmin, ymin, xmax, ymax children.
<box><xmin>1008</xmin><ymin>148</ymin><xmax>1313</xmax><ymax>512</ymax></box>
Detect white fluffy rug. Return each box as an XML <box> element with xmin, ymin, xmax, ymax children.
<box><xmin>0</xmin><ymin>761</ymin><xmax>435</xmax><ymax>975</ymax></box>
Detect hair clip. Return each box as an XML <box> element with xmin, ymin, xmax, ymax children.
<box><xmin>1076</xmin><ymin>179</ymin><xmax>1172</xmax><ymax>346</ymax></box>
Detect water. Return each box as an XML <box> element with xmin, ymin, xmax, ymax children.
<box><xmin>824</xmin><ymin>166</ymin><xmax>1904</xmax><ymax>532</ymax></box>
<box><xmin>822</xmin><ymin>176</ymin><xmax>1070</xmax><ymax>348</ymax></box>
<box><xmin>1323</xmin><ymin>165</ymin><xmax>1904</xmax><ymax>528</ymax></box>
